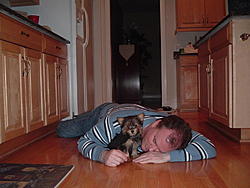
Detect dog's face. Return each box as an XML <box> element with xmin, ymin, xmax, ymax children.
<box><xmin>118</xmin><ymin>113</ymin><xmax>144</xmax><ymax>137</ymax></box>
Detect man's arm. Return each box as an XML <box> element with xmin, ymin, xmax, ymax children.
<box><xmin>169</xmin><ymin>130</ymin><xmax>216</xmax><ymax>162</ymax></box>
<box><xmin>133</xmin><ymin>131</ymin><xmax>216</xmax><ymax>164</ymax></box>
<box><xmin>77</xmin><ymin>117</ymin><xmax>128</xmax><ymax>166</ymax></box>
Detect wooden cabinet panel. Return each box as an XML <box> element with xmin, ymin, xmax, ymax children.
<box><xmin>0</xmin><ymin>14</ymin><xmax>42</xmax><ymax>51</ymax></box>
<box><xmin>0</xmin><ymin>40</ymin><xmax>26</xmax><ymax>142</ymax></box>
<box><xmin>176</xmin><ymin>0</ymin><xmax>226</xmax><ymax>32</ymax></box>
<box><xmin>176</xmin><ymin>55</ymin><xmax>198</xmax><ymax>111</ymax></box>
<box><xmin>205</xmin><ymin>0</ymin><xmax>226</xmax><ymax>27</ymax></box>
<box><xmin>9</xmin><ymin>0</ymin><xmax>39</xmax><ymax>7</ymax></box>
<box><xmin>58</xmin><ymin>58</ymin><xmax>69</xmax><ymax>119</ymax></box>
<box><xmin>44</xmin><ymin>54</ymin><xmax>59</xmax><ymax>124</ymax></box>
<box><xmin>25</xmin><ymin>48</ymin><xmax>45</xmax><ymax>132</ymax></box>
<box><xmin>176</xmin><ymin>0</ymin><xmax>205</xmax><ymax>30</ymax></box>
<box><xmin>210</xmin><ymin>46</ymin><xmax>229</xmax><ymax>126</ymax></box>
<box><xmin>43</xmin><ymin>36</ymin><xmax>67</xmax><ymax>59</ymax></box>
<box><xmin>210</xmin><ymin>23</ymin><xmax>231</xmax><ymax>51</ymax></box>
<box><xmin>198</xmin><ymin>40</ymin><xmax>210</xmax><ymax>114</ymax></box>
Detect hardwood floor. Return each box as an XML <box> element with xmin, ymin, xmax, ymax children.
<box><xmin>1</xmin><ymin>112</ymin><xmax>250</xmax><ymax>188</ymax></box>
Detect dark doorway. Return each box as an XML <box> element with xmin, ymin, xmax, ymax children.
<box><xmin>110</xmin><ymin>0</ymin><xmax>161</xmax><ymax>108</ymax></box>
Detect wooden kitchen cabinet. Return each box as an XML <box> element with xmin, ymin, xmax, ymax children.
<box><xmin>210</xmin><ymin>46</ymin><xmax>230</xmax><ymax>126</ymax></box>
<box><xmin>198</xmin><ymin>40</ymin><xmax>210</xmax><ymax>114</ymax></box>
<box><xmin>197</xmin><ymin>17</ymin><xmax>250</xmax><ymax>142</ymax></box>
<box><xmin>58</xmin><ymin>58</ymin><xmax>69</xmax><ymax>119</ymax></box>
<box><xmin>43</xmin><ymin>38</ymin><xmax>69</xmax><ymax>124</ymax></box>
<box><xmin>0</xmin><ymin>11</ymin><xmax>69</xmax><ymax>155</ymax></box>
<box><xmin>9</xmin><ymin>0</ymin><xmax>39</xmax><ymax>7</ymax></box>
<box><xmin>24</xmin><ymin>48</ymin><xmax>45</xmax><ymax>132</ymax></box>
<box><xmin>0</xmin><ymin>41</ymin><xmax>26</xmax><ymax>143</ymax></box>
<box><xmin>0</xmin><ymin>40</ymin><xmax>45</xmax><ymax>143</ymax></box>
<box><xmin>176</xmin><ymin>0</ymin><xmax>225</xmax><ymax>32</ymax></box>
<box><xmin>176</xmin><ymin>54</ymin><xmax>198</xmax><ymax>112</ymax></box>
<box><xmin>44</xmin><ymin>54</ymin><xmax>59</xmax><ymax>125</ymax></box>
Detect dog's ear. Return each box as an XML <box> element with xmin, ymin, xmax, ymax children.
<box><xmin>117</xmin><ymin>117</ymin><xmax>125</xmax><ymax>126</ymax></box>
<box><xmin>137</xmin><ymin>113</ymin><xmax>144</xmax><ymax>122</ymax></box>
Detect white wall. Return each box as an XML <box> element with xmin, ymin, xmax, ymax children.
<box><xmin>13</xmin><ymin>0</ymin><xmax>72</xmax><ymax>40</ymax></box>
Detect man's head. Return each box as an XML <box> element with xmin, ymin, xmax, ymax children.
<box><xmin>141</xmin><ymin>115</ymin><xmax>192</xmax><ymax>152</ymax></box>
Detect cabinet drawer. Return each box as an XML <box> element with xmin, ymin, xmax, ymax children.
<box><xmin>0</xmin><ymin>14</ymin><xmax>42</xmax><ymax>51</ymax></box>
<box><xmin>210</xmin><ymin>23</ymin><xmax>232</xmax><ymax>51</ymax></box>
<box><xmin>43</xmin><ymin>36</ymin><xmax>67</xmax><ymax>59</ymax></box>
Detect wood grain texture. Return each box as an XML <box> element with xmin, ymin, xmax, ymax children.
<box><xmin>1</xmin><ymin>112</ymin><xmax>250</xmax><ymax>187</ymax></box>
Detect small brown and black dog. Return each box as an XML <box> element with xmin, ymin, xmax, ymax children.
<box><xmin>108</xmin><ymin>113</ymin><xmax>144</xmax><ymax>159</ymax></box>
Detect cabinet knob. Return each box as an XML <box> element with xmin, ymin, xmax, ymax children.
<box><xmin>240</xmin><ymin>33</ymin><xmax>250</xmax><ymax>41</ymax></box>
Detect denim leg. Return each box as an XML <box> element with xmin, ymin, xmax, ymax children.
<box><xmin>56</xmin><ymin>103</ymin><xmax>114</xmax><ymax>138</ymax></box>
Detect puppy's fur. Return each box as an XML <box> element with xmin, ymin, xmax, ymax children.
<box><xmin>108</xmin><ymin>113</ymin><xmax>144</xmax><ymax>159</ymax></box>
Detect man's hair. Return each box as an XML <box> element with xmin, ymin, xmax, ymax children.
<box><xmin>157</xmin><ymin>115</ymin><xmax>192</xmax><ymax>149</ymax></box>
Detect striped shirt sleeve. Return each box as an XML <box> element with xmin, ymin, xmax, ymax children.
<box><xmin>77</xmin><ymin>115</ymin><xmax>116</xmax><ymax>162</ymax></box>
<box><xmin>169</xmin><ymin>131</ymin><xmax>216</xmax><ymax>162</ymax></box>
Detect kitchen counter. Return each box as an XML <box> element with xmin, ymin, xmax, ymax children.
<box><xmin>194</xmin><ymin>14</ymin><xmax>250</xmax><ymax>47</ymax></box>
<box><xmin>0</xmin><ymin>3</ymin><xmax>70</xmax><ymax>44</ymax></box>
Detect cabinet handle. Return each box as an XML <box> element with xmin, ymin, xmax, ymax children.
<box><xmin>240</xmin><ymin>33</ymin><xmax>250</xmax><ymax>41</ymax></box>
<box><xmin>205</xmin><ymin>64</ymin><xmax>211</xmax><ymax>73</ymax></box>
<box><xmin>56</xmin><ymin>46</ymin><xmax>61</xmax><ymax>50</ymax></box>
<box><xmin>20</xmin><ymin>31</ymin><xmax>30</xmax><ymax>37</ymax></box>
<box><xmin>21</xmin><ymin>56</ymin><xmax>31</xmax><ymax>77</ymax></box>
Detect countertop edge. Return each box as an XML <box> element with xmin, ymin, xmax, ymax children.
<box><xmin>0</xmin><ymin>3</ymin><xmax>70</xmax><ymax>44</ymax></box>
<box><xmin>194</xmin><ymin>15</ymin><xmax>250</xmax><ymax>48</ymax></box>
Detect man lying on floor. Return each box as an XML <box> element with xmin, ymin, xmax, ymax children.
<box><xmin>56</xmin><ymin>103</ymin><xmax>216</xmax><ymax>167</ymax></box>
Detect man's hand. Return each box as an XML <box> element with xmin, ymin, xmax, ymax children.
<box><xmin>133</xmin><ymin>152</ymin><xmax>170</xmax><ymax>164</ymax></box>
<box><xmin>101</xmin><ymin>150</ymin><xmax>128</xmax><ymax>167</ymax></box>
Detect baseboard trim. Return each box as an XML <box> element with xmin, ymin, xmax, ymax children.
<box><xmin>208</xmin><ymin>118</ymin><xmax>250</xmax><ymax>143</ymax></box>
<box><xmin>0</xmin><ymin>123</ymin><xmax>58</xmax><ymax>160</ymax></box>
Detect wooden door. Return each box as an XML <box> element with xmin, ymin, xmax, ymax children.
<box><xmin>75</xmin><ymin>0</ymin><xmax>94</xmax><ymax>114</ymax></box>
<box><xmin>58</xmin><ymin>58</ymin><xmax>69</xmax><ymax>119</ymax></box>
<box><xmin>205</xmin><ymin>0</ymin><xmax>226</xmax><ymax>27</ymax></box>
<box><xmin>44</xmin><ymin>54</ymin><xmax>59</xmax><ymax>124</ymax></box>
<box><xmin>76</xmin><ymin>36</ymin><xmax>85</xmax><ymax>114</ymax></box>
<box><xmin>210</xmin><ymin>46</ymin><xmax>229</xmax><ymax>126</ymax></box>
<box><xmin>25</xmin><ymin>48</ymin><xmax>45</xmax><ymax>132</ymax></box>
<box><xmin>176</xmin><ymin>0</ymin><xmax>205</xmax><ymax>30</ymax></box>
<box><xmin>83</xmin><ymin>0</ymin><xmax>94</xmax><ymax>111</ymax></box>
<box><xmin>0</xmin><ymin>40</ymin><xmax>26</xmax><ymax>142</ymax></box>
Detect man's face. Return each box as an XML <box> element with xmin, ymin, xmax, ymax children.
<box><xmin>141</xmin><ymin>121</ymin><xmax>182</xmax><ymax>152</ymax></box>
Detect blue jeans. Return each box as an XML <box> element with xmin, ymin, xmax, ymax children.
<box><xmin>56</xmin><ymin>103</ymin><xmax>114</xmax><ymax>138</ymax></box>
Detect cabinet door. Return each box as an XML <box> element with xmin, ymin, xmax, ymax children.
<box><xmin>58</xmin><ymin>58</ymin><xmax>69</xmax><ymax>119</ymax></box>
<box><xmin>177</xmin><ymin>55</ymin><xmax>198</xmax><ymax>111</ymax></box>
<box><xmin>25</xmin><ymin>49</ymin><xmax>45</xmax><ymax>132</ymax></box>
<box><xmin>198</xmin><ymin>55</ymin><xmax>210</xmax><ymax>113</ymax></box>
<box><xmin>44</xmin><ymin>54</ymin><xmax>59</xmax><ymax>124</ymax></box>
<box><xmin>0</xmin><ymin>40</ymin><xmax>26</xmax><ymax>142</ymax></box>
<box><xmin>176</xmin><ymin>0</ymin><xmax>205</xmax><ymax>30</ymax></box>
<box><xmin>210</xmin><ymin>46</ymin><xmax>229</xmax><ymax>126</ymax></box>
<box><xmin>205</xmin><ymin>0</ymin><xmax>226</xmax><ymax>27</ymax></box>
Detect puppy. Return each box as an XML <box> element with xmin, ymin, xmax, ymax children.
<box><xmin>108</xmin><ymin>113</ymin><xmax>144</xmax><ymax>159</ymax></box>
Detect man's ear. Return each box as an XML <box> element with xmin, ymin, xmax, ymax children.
<box><xmin>117</xmin><ymin>117</ymin><xmax>124</xmax><ymax>125</ymax></box>
<box><xmin>137</xmin><ymin>113</ymin><xmax>144</xmax><ymax>121</ymax></box>
<box><xmin>150</xmin><ymin>120</ymin><xmax>161</xmax><ymax>128</ymax></box>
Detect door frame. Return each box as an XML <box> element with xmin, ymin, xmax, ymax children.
<box><xmin>93</xmin><ymin>0</ymin><xmax>169</xmax><ymax>107</ymax></box>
